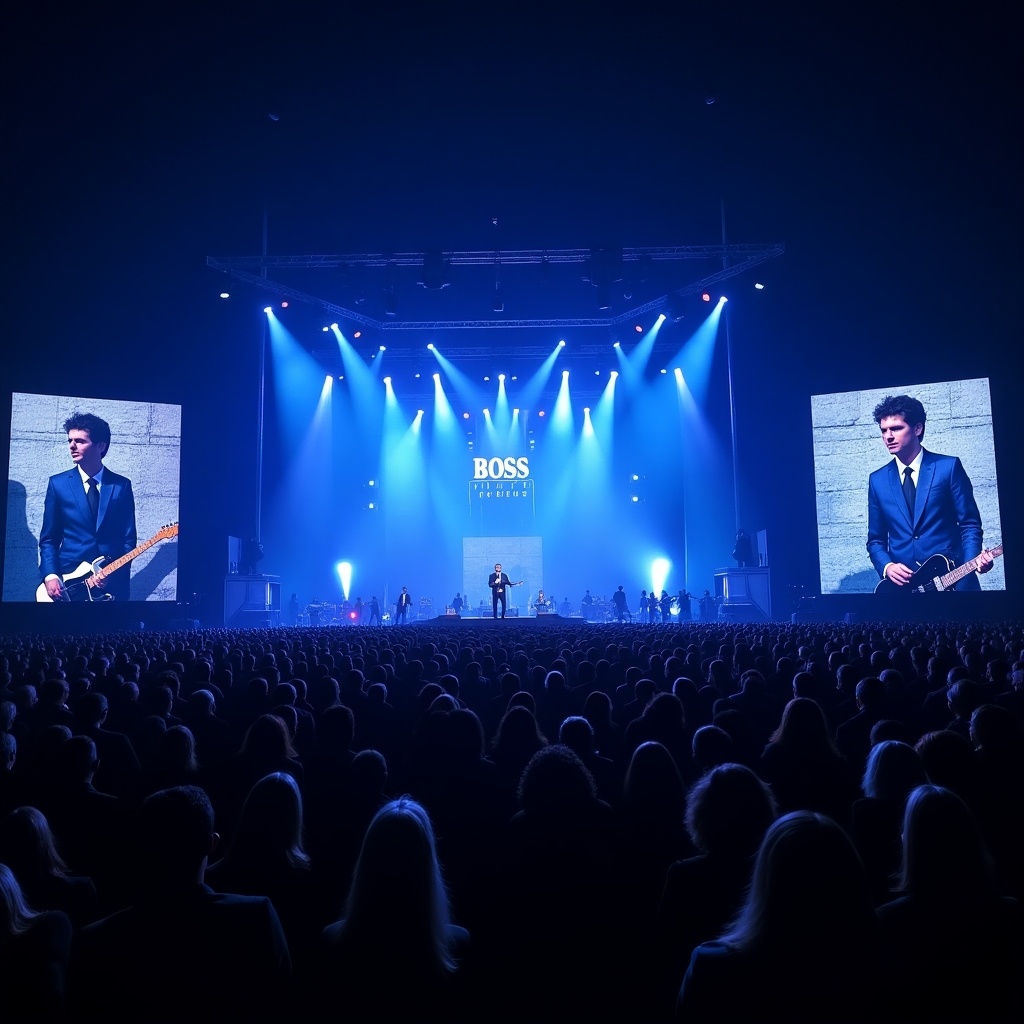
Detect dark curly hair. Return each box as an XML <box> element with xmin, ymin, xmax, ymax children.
<box><xmin>872</xmin><ymin>394</ymin><xmax>926</xmax><ymax>439</ymax></box>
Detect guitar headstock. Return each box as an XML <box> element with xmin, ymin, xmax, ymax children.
<box><xmin>156</xmin><ymin>522</ymin><xmax>179</xmax><ymax>541</ymax></box>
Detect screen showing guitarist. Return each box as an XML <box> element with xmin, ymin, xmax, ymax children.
<box><xmin>867</xmin><ymin>395</ymin><xmax>994</xmax><ymax>591</ymax></box>
<box><xmin>39</xmin><ymin>413</ymin><xmax>137</xmax><ymax>601</ymax></box>
<box><xmin>488</xmin><ymin>562</ymin><xmax>523</xmax><ymax>619</ymax></box>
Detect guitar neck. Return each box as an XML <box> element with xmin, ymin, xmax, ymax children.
<box><xmin>938</xmin><ymin>544</ymin><xmax>1004</xmax><ymax>589</ymax></box>
<box><xmin>87</xmin><ymin>535</ymin><xmax>163</xmax><ymax>588</ymax></box>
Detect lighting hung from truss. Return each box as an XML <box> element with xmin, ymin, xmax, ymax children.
<box><xmin>493</xmin><ymin>255</ymin><xmax>504</xmax><ymax>312</ymax></box>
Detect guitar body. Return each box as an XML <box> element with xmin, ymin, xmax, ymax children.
<box><xmin>874</xmin><ymin>553</ymin><xmax>957</xmax><ymax>595</ymax></box>
<box><xmin>35</xmin><ymin>523</ymin><xmax>179</xmax><ymax>603</ymax></box>
<box><xmin>35</xmin><ymin>559</ymin><xmax>110</xmax><ymax>602</ymax></box>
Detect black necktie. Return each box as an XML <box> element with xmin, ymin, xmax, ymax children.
<box><xmin>87</xmin><ymin>477</ymin><xmax>99</xmax><ymax>524</ymax></box>
<box><xmin>902</xmin><ymin>465</ymin><xmax>915</xmax><ymax>518</ymax></box>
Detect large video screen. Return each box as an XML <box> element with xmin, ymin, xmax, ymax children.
<box><xmin>812</xmin><ymin>378</ymin><xmax>1004</xmax><ymax>595</ymax></box>
<box><xmin>4</xmin><ymin>393</ymin><xmax>181</xmax><ymax>603</ymax></box>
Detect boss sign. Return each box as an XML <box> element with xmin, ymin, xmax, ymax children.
<box><xmin>472</xmin><ymin>457</ymin><xmax>530</xmax><ymax>480</ymax></box>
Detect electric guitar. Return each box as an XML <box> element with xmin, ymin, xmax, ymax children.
<box><xmin>874</xmin><ymin>543</ymin><xmax>1003</xmax><ymax>595</ymax></box>
<box><xmin>36</xmin><ymin>523</ymin><xmax>179</xmax><ymax>602</ymax></box>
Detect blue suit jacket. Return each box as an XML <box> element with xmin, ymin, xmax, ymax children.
<box><xmin>39</xmin><ymin>467</ymin><xmax>137</xmax><ymax>599</ymax></box>
<box><xmin>867</xmin><ymin>450</ymin><xmax>983</xmax><ymax>589</ymax></box>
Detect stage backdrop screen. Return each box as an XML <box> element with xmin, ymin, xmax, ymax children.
<box><xmin>4</xmin><ymin>393</ymin><xmax>181</xmax><ymax>603</ymax></box>
<box><xmin>811</xmin><ymin>378</ymin><xmax>1004</xmax><ymax>595</ymax></box>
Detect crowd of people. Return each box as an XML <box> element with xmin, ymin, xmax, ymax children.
<box><xmin>1</xmin><ymin>617</ymin><xmax>1022</xmax><ymax>1020</ymax></box>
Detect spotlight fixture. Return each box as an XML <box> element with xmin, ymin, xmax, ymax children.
<box><xmin>754</xmin><ymin>282</ymin><xmax>765</xmax><ymax>290</ymax></box>
<box><xmin>322</xmin><ymin>326</ymin><xmax>329</xmax><ymax>332</ymax></box>
<box><xmin>219</xmin><ymin>291</ymin><xmax>230</xmax><ymax>299</ymax></box>
<box><xmin>280</xmin><ymin>301</ymin><xmax>289</xmax><ymax>308</ymax></box>
<box><xmin>353</xmin><ymin>330</ymin><xmax>362</xmax><ymax>338</ymax></box>
<box><xmin>701</xmin><ymin>291</ymin><xmax>711</xmax><ymax>302</ymax></box>
<box><xmin>634</xmin><ymin>324</ymin><xmax>643</xmax><ymax>333</ymax></box>
<box><xmin>331</xmin><ymin>323</ymin><xmax>339</xmax><ymax>330</ymax></box>
<box><xmin>263</xmin><ymin>306</ymin><xmax>273</xmax><ymax>313</ymax></box>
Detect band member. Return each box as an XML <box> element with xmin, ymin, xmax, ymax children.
<box><xmin>452</xmin><ymin>593</ymin><xmax>464</xmax><ymax>615</ymax></box>
<box><xmin>367</xmin><ymin>596</ymin><xmax>381</xmax><ymax>626</ymax></box>
<box><xmin>396</xmin><ymin>586</ymin><xmax>412</xmax><ymax>624</ymax></box>
<box><xmin>867</xmin><ymin>394</ymin><xmax>992</xmax><ymax>590</ymax></box>
<box><xmin>612</xmin><ymin>585</ymin><xmax>628</xmax><ymax>622</ymax></box>
<box><xmin>40</xmin><ymin>412</ymin><xmax>137</xmax><ymax>601</ymax></box>
<box><xmin>534</xmin><ymin>589</ymin><xmax>549</xmax><ymax>614</ymax></box>
<box><xmin>308</xmin><ymin>599</ymin><xmax>322</xmax><ymax>626</ymax></box>
<box><xmin>488</xmin><ymin>563</ymin><xmax>522</xmax><ymax>619</ymax></box>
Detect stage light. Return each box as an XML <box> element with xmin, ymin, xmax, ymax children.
<box><xmin>632</xmin><ymin>474</ymin><xmax>639</xmax><ymax>481</ymax></box>
<box><xmin>331</xmin><ymin>323</ymin><xmax>339</xmax><ymax>329</ymax></box>
<box><xmin>538</xmin><ymin>410</ymin><xmax>546</xmax><ymax>417</ymax></box>
<box><xmin>631</xmin><ymin>495</ymin><xmax>640</xmax><ymax>503</ymax></box>
<box><xmin>433</xmin><ymin>372</ymin><xmax>440</xmax><ymax>381</ymax></box>
<box><xmin>701</xmin><ymin>292</ymin><xmax>710</xmax><ymax>302</ymax></box>
<box><xmin>562</xmin><ymin>369</ymin><xmax>569</xmax><ymax>378</ymax></box>
<box><xmin>368</xmin><ymin>502</ymin><xmax>375</xmax><ymax>509</ymax></box>
<box><xmin>322</xmin><ymin>326</ymin><xmax>329</xmax><ymax>332</ymax></box>
<box><xmin>219</xmin><ymin>291</ymin><xmax>230</xmax><ymax>299</ymax></box>
<box><xmin>280</xmin><ymin>301</ymin><xmax>289</xmax><ymax>308</ymax></box>
<box><xmin>379</xmin><ymin>345</ymin><xmax>386</xmax><ymax>352</ymax></box>
<box><xmin>613</xmin><ymin>341</ymin><xmax>621</xmax><ymax>348</ymax></box>
<box><xmin>383</xmin><ymin>376</ymin><xmax>392</xmax><ymax>385</ymax></box>
<box><xmin>595</xmin><ymin>370</ymin><xmax>600</xmax><ymax>375</ymax></box>
<box><xmin>755</xmin><ymin>282</ymin><xmax>765</xmax><ymax>290</ymax></box>
<box><xmin>634</xmin><ymin>324</ymin><xmax>643</xmax><ymax>333</ymax></box>
<box><xmin>353</xmin><ymin>330</ymin><xmax>362</xmax><ymax>338</ymax></box>
<box><xmin>483</xmin><ymin>375</ymin><xmax>490</xmax><ymax>382</ymax></box>
<box><xmin>610</xmin><ymin>370</ymin><xmax>618</xmax><ymax>379</ymax></box>
<box><xmin>368</xmin><ymin>480</ymin><xmax>375</xmax><ymax>486</ymax></box>
<box><xmin>427</xmin><ymin>343</ymin><xmax>435</xmax><ymax>350</ymax></box>
<box><xmin>558</xmin><ymin>340</ymin><xmax>566</xmax><ymax>348</ymax></box>
<box><xmin>719</xmin><ymin>296</ymin><xmax>728</xmax><ymax>303</ymax></box>
<box><xmin>263</xmin><ymin>306</ymin><xmax>273</xmax><ymax>313</ymax></box>
<box><xmin>499</xmin><ymin>374</ymin><xmax>506</xmax><ymax>381</ymax></box>
<box><xmin>583</xmin><ymin>407</ymin><xmax>591</xmax><ymax>414</ymax></box>
<box><xmin>336</xmin><ymin>560</ymin><xmax>352</xmax><ymax>598</ymax></box>
<box><xmin>656</xmin><ymin>313</ymin><xmax>666</xmax><ymax>323</ymax></box>
<box><xmin>463</xmin><ymin>412</ymin><xmax>469</xmax><ymax>419</ymax></box>
<box><xmin>660</xmin><ymin>368</ymin><xmax>667</xmax><ymax>374</ymax></box>
<box><xmin>414</xmin><ymin>372</ymin><xmax>421</xmax><ymax>378</ymax></box>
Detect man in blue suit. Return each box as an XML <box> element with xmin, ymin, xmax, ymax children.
<box><xmin>39</xmin><ymin>412</ymin><xmax>137</xmax><ymax>601</ymax></box>
<box><xmin>867</xmin><ymin>394</ymin><xmax>993</xmax><ymax>590</ymax></box>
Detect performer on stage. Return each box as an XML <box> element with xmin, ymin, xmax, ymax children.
<box><xmin>488</xmin><ymin>563</ymin><xmax>522</xmax><ymax>619</ymax></box>
<box><xmin>367</xmin><ymin>596</ymin><xmax>381</xmax><ymax>626</ymax></box>
<box><xmin>39</xmin><ymin>412</ymin><xmax>137</xmax><ymax>602</ymax></box>
<box><xmin>867</xmin><ymin>394</ymin><xmax>992</xmax><ymax>590</ymax></box>
<box><xmin>396</xmin><ymin>586</ymin><xmax>412</xmax><ymax>624</ymax></box>
<box><xmin>612</xmin><ymin>585</ymin><xmax>628</xmax><ymax>622</ymax></box>
<box><xmin>452</xmin><ymin>592</ymin><xmax>464</xmax><ymax>615</ymax></box>
<box><xmin>534</xmin><ymin>589</ymin><xmax>550</xmax><ymax>614</ymax></box>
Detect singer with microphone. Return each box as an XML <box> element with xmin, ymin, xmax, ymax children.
<box><xmin>488</xmin><ymin>562</ymin><xmax>523</xmax><ymax>619</ymax></box>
